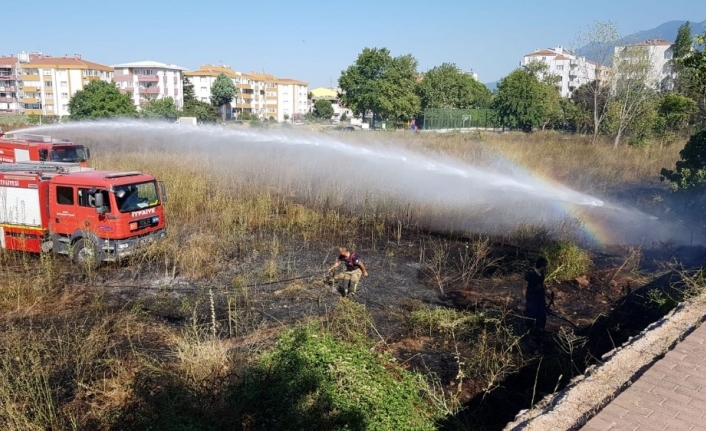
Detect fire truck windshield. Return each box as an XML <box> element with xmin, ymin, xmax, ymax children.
<box><xmin>50</xmin><ymin>146</ymin><xmax>87</xmax><ymax>163</ymax></box>
<box><xmin>114</xmin><ymin>181</ymin><xmax>160</xmax><ymax>213</ymax></box>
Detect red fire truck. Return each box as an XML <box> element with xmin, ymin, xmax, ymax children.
<box><xmin>0</xmin><ymin>130</ymin><xmax>91</xmax><ymax>167</ymax></box>
<box><xmin>0</xmin><ymin>162</ymin><xmax>167</xmax><ymax>267</ymax></box>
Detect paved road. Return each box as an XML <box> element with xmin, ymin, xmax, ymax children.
<box><xmin>582</xmin><ymin>323</ymin><xmax>706</xmax><ymax>431</ymax></box>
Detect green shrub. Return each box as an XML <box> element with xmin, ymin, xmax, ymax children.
<box><xmin>660</xmin><ymin>130</ymin><xmax>706</xmax><ymax>192</ymax></box>
<box><xmin>542</xmin><ymin>241</ymin><xmax>591</xmax><ymax>282</ymax></box>
<box><xmin>232</xmin><ymin>323</ymin><xmax>444</xmax><ymax>431</ymax></box>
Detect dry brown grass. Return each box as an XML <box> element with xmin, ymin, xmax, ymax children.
<box><xmin>328</xmin><ymin>130</ymin><xmax>684</xmax><ymax>193</ymax></box>
<box><xmin>0</xmin><ymin>127</ymin><xmax>686</xmax><ymax>429</ymax></box>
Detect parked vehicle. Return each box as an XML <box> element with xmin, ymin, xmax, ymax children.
<box><xmin>0</xmin><ymin>161</ymin><xmax>167</xmax><ymax>268</ymax></box>
<box><xmin>0</xmin><ymin>132</ymin><xmax>91</xmax><ymax>166</ymax></box>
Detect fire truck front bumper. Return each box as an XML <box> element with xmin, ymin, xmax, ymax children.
<box><xmin>103</xmin><ymin>228</ymin><xmax>167</xmax><ymax>260</ymax></box>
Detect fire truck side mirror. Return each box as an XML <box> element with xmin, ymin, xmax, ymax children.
<box><xmin>86</xmin><ymin>148</ymin><xmax>91</xmax><ymax>160</ymax></box>
<box><xmin>159</xmin><ymin>181</ymin><xmax>168</xmax><ymax>203</ymax></box>
<box><xmin>94</xmin><ymin>193</ymin><xmax>106</xmax><ymax>214</ymax></box>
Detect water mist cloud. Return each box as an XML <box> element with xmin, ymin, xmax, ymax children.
<box><xmin>17</xmin><ymin>120</ymin><xmax>695</xmax><ymax>247</ymax></box>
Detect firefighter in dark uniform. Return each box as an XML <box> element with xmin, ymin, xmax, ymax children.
<box><xmin>327</xmin><ymin>246</ymin><xmax>369</xmax><ymax>297</ymax></box>
<box><xmin>524</xmin><ymin>257</ymin><xmax>549</xmax><ymax>339</ymax></box>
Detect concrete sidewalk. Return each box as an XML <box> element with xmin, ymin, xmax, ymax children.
<box><xmin>582</xmin><ymin>323</ymin><xmax>706</xmax><ymax>431</ymax></box>
<box><xmin>504</xmin><ymin>289</ymin><xmax>706</xmax><ymax>431</ymax></box>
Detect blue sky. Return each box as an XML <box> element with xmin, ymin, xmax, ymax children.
<box><xmin>4</xmin><ymin>0</ymin><xmax>702</xmax><ymax>87</ymax></box>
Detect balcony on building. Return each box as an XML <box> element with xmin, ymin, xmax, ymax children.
<box><xmin>0</xmin><ymin>96</ymin><xmax>16</xmax><ymax>103</ymax></box>
<box><xmin>138</xmin><ymin>86</ymin><xmax>160</xmax><ymax>94</ymax></box>
<box><xmin>137</xmin><ymin>75</ymin><xmax>159</xmax><ymax>83</ymax></box>
<box><xmin>0</xmin><ymin>86</ymin><xmax>15</xmax><ymax>92</ymax></box>
<box><xmin>114</xmin><ymin>74</ymin><xmax>134</xmax><ymax>82</ymax></box>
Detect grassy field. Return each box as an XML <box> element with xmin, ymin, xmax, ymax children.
<box><xmin>0</xmin><ymin>126</ymin><xmax>700</xmax><ymax>430</ymax></box>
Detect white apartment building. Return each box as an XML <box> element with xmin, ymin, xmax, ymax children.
<box><xmin>522</xmin><ymin>46</ymin><xmax>598</xmax><ymax>97</ymax></box>
<box><xmin>613</xmin><ymin>39</ymin><xmax>673</xmax><ymax>91</ymax></box>
<box><xmin>0</xmin><ymin>52</ymin><xmax>113</xmax><ymax>117</ymax></box>
<box><xmin>112</xmin><ymin>61</ymin><xmax>187</xmax><ymax>109</ymax></box>
<box><xmin>185</xmin><ymin>65</ymin><xmax>308</xmax><ymax>122</ymax></box>
<box><xmin>275</xmin><ymin>78</ymin><xmax>308</xmax><ymax>122</ymax></box>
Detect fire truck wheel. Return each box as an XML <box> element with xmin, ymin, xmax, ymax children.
<box><xmin>72</xmin><ymin>238</ymin><xmax>102</xmax><ymax>269</ymax></box>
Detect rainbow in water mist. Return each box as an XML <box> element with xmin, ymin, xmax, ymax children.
<box><xmin>14</xmin><ymin>120</ymin><xmax>689</xmax><ymax>248</ymax></box>
<box><xmin>495</xmin><ymin>155</ymin><xmax>666</xmax><ymax>247</ymax></box>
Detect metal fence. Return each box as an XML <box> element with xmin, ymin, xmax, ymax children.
<box><xmin>421</xmin><ymin>108</ymin><xmax>501</xmax><ymax>130</ymax></box>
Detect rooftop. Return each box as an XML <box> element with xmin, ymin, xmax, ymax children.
<box><xmin>25</xmin><ymin>54</ymin><xmax>112</xmax><ymax>71</ymax></box>
<box><xmin>111</xmin><ymin>60</ymin><xmax>189</xmax><ymax>71</ymax></box>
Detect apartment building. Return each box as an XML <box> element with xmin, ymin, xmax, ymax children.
<box><xmin>0</xmin><ymin>55</ymin><xmax>21</xmax><ymax>114</ymax></box>
<box><xmin>522</xmin><ymin>46</ymin><xmax>598</xmax><ymax>97</ymax></box>
<box><xmin>112</xmin><ymin>61</ymin><xmax>187</xmax><ymax>109</ymax></box>
<box><xmin>613</xmin><ymin>39</ymin><xmax>673</xmax><ymax>91</ymax></box>
<box><xmin>1</xmin><ymin>52</ymin><xmax>113</xmax><ymax>117</ymax></box>
<box><xmin>185</xmin><ymin>65</ymin><xmax>308</xmax><ymax>122</ymax></box>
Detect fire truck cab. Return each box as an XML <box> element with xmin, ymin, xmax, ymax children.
<box><xmin>0</xmin><ymin>162</ymin><xmax>166</xmax><ymax>267</ymax></box>
<box><xmin>0</xmin><ymin>131</ymin><xmax>91</xmax><ymax>167</ymax></box>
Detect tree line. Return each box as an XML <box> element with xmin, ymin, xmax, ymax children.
<box><xmin>339</xmin><ymin>22</ymin><xmax>706</xmax><ymax>146</ymax></box>
<box><xmin>337</xmin><ymin>48</ymin><xmax>492</xmax><ymax>127</ymax></box>
<box><xmin>68</xmin><ymin>74</ymin><xmax>234</xmax><ymax>123</ymax></box>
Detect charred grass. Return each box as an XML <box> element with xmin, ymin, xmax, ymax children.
<box><xmin>0</xmin><ymin>128</ymin><xmax>701</xmax><ymax>430</ymax></box>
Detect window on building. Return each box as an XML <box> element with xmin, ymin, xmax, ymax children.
<box><xmin>42</xmin><ymin>70</ymin><xmax>52</xmax><ymax>76</ymax></box>
<box><xmin>46</xmin><ymin>104</ymin><xmax>53</xmax><ymax>111</ymax></box>
<box><xmin>557</xmin><ymin>65</ymin><xmax>564</xmax><ymax>71</ymax></box>
<box><xmin>60</xmin><ymin>81</ymin><xmax>67</xmax><ymax>88</ymax></box>
<box><xmin>45</xmin><ymin>81</ymin><xmax>52</xmax><ymax>87</ymax></box>
<box><xmin>61</xmin><ymin>93</ymin><xmax>68</xmax><ymax>98</ymax></box>
<box><xmin>62</xmin><ymin>104</ymin><xmax>69</xmax><ymax>110</ymax></box>
<box><xmin>23</xmin><ymin>69</ymin><xmax>39</xmax><ymax>75</ymax></box>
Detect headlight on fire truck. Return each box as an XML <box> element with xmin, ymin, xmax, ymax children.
<box><xmin>152</xmin><ymin>216</ymin><xmax>159</xmax><ymax>224</ymax></box>
<box><xmin>118</xmin><ymin>243</ymin><xmax>130</xmax><ymax>250</ymax></box>
<box><xmin>129</xmin><ymin>222</ymin><xmax>138</xmax><ymax>231</ymax></box>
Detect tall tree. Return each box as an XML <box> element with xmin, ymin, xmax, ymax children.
<box><xmin>610</xmin><ymin>45</ymin><xmax>658</xmax><ymax>147</ymax></box>
<box><xmin>141</xmin><ymin>97</ymin><xmax>179</xmax><ymax>121</ymax></box>
<box><xmin>417</xmin><ymin>63</ymin><xmax>492</xmax><ymax>110</ymax></box>
<box><xmin>339</xmin><ymin>47</ymin><xmax>420</xmax><ymax>125</ymax></box>
<box><xmin>671</xmin><ymin>22</ymin><xmax>693</xmax><ymax>94</ymax></box>
<box><xmin>68</xmin><ymin>80</ymin><xmax>137</xmax><ymax>120</ymax></box>
<box><xmin>313</xmin><ymin>99</ymin><xmax>334</xmax><ymax>119</ymax></box>
<box><xmin>573</xmin><ymin>21</ymin><xmax>621</xmax><ymax>143</ymax></box>
<box><xmin>210</xmin><ymin>72</ymin><xmax>237</xmax><ymax>121</ymax></box>
<box><xmin>493</xmin><ymin>66</ymin><xmax>555</xmax><ymax>130</ymax></box>
<box><xmin>681</xmin><ymin>30</ymin><xmax>706</xmax><ymax>125</ymax></box>
<box><xmin>183</xmin><ymin>76</ymin><xmax>196</xmax><ymax>104</ymax></box>
<box><xmin>673</xmin><ymin>22</ymin><xmax>693</xmax><ymax>60</ymax></box>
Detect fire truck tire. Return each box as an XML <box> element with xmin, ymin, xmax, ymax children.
<box><xmin>72</xmin><ymin>238</ymin><xmax>103</xmax><ymax>269</ymax></box>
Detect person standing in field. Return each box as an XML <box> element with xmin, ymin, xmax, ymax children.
<box><xmin>327</xmin><ymin>246</ymin><xmax>369</xmax><ymax>297</ymax></box>
<box><xmin>524</xmin><ymin>257</ymin><xmax>549</xmax><ymax>339</ymax></box>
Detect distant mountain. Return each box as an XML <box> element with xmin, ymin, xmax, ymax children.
<box><xmin>626</xmin><ymin>20</ymin><xmax>705</xmax><ymax>45</ymax></box>
<box><xmin>577</xmin><ymin>19</ymin><xmax>706</xmax><ymax>64</ymax></box>
<box><xmin>484</xmin><ymin>81</ymin><xmax>498</xmax><ymax>92</ymax></box>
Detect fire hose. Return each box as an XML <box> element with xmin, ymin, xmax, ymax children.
<box><xmin>546</xmin><ymin>290</ymin><xmax>579</xmax><ymax>329</ymax></box>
